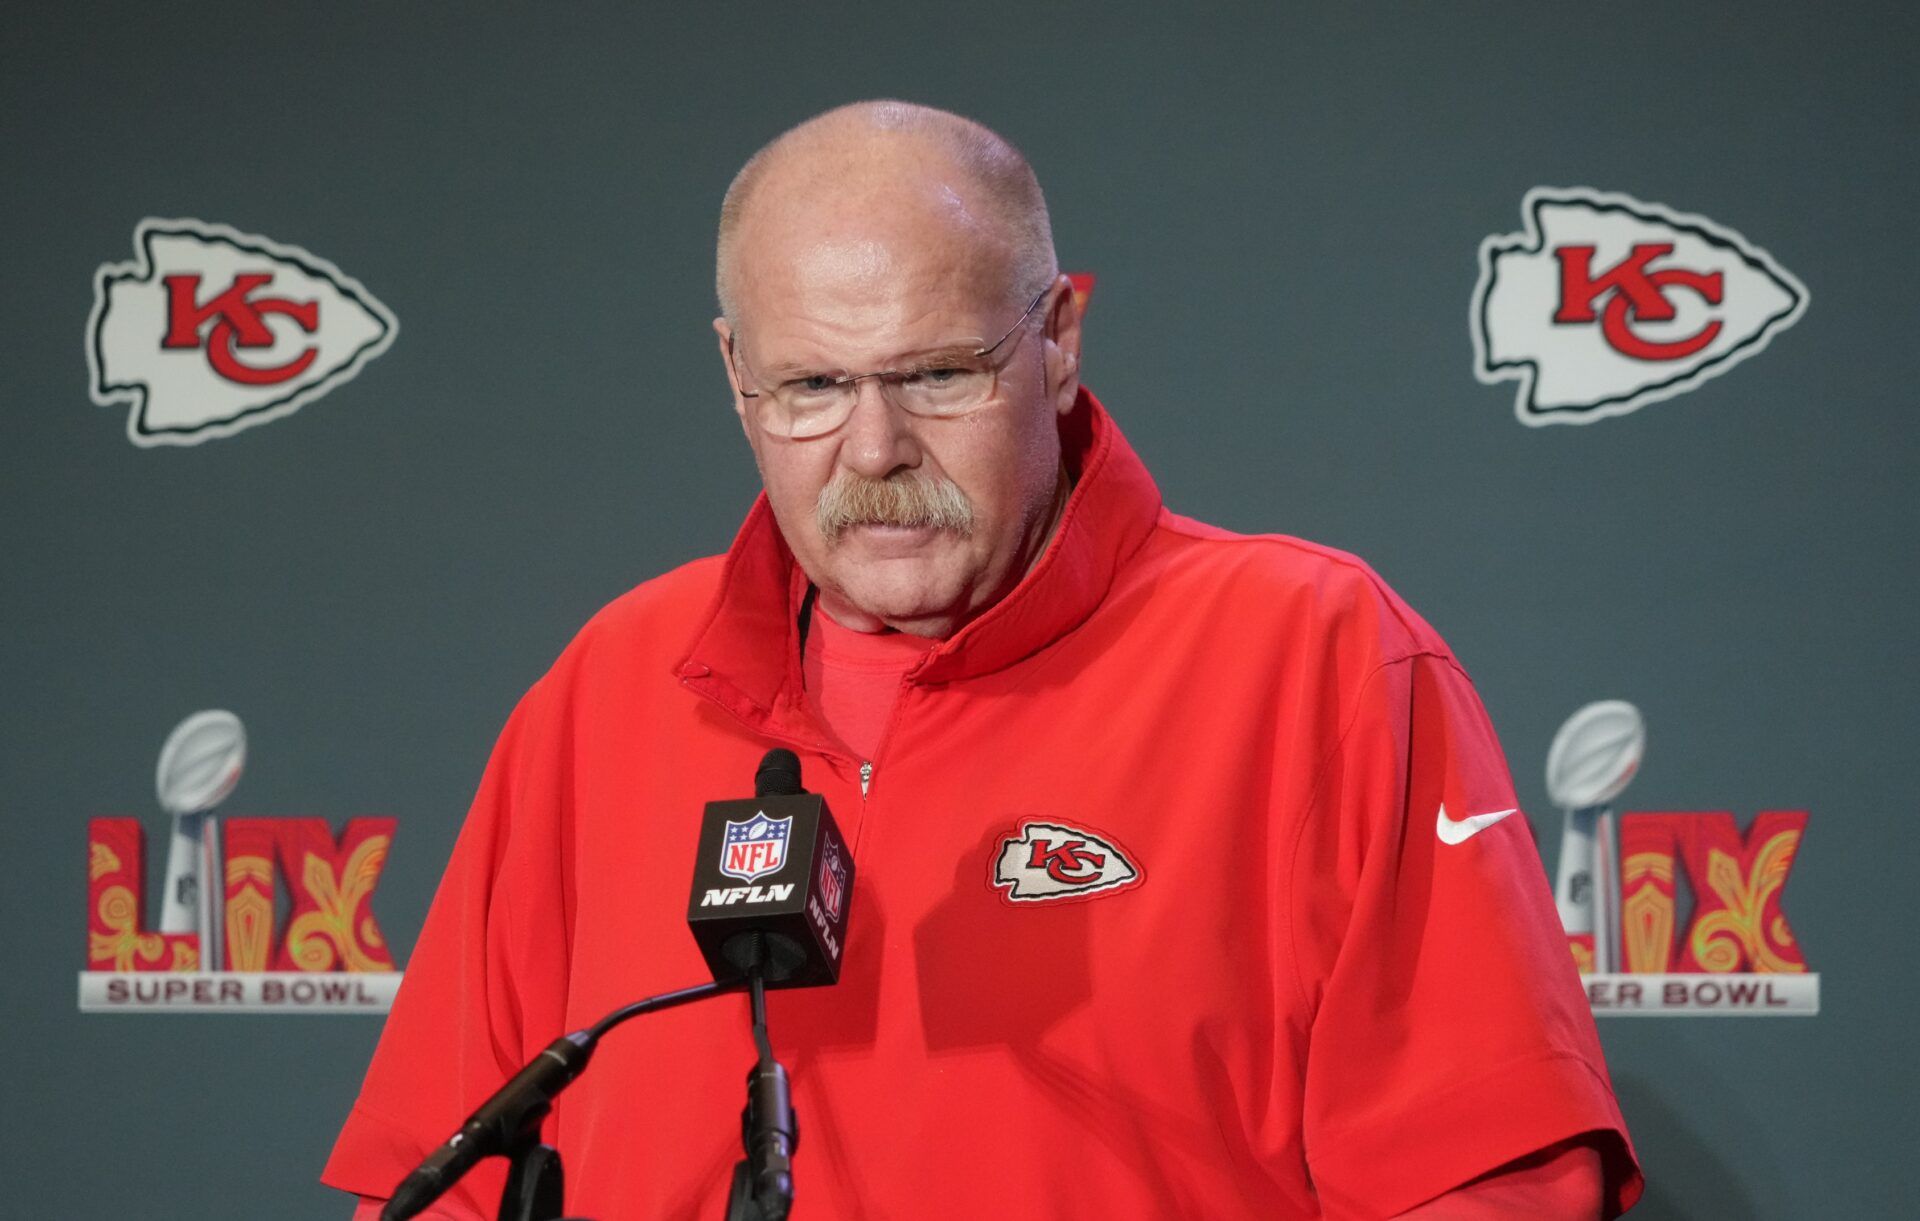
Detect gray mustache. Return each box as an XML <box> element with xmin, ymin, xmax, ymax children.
<box><xmin>816</xmin><ymin>471</ymin><xmax>975</xmax><ymax>542</ymax></box>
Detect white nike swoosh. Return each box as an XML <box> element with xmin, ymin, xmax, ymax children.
<box><xmin>1436</xmin><ymin>803</ymin><xmax>1518</xmax><ymax>845</ymax></box>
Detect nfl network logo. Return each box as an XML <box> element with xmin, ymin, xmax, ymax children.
<box><xmin>720</xmin><ymin>812</ymin><xmax>792</xmax><ymax>884</ymax></box>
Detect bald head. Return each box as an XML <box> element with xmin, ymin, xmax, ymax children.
<box><xmin>715</xmin><ymin>100</ymin><xmax>1056</xmax><ymax>327</ymax></box>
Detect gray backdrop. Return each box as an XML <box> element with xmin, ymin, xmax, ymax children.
<box><xmin>4</xmin><ymin>3</ymin><xmax>1915</xmax><ymax>1217</ymax></box>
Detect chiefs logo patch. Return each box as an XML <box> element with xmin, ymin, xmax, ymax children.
<box><xmin>991</xmin><ymin>821</ymin><xmax>1141</xmax><ymax>905</ymax></box>
<box><xmin>88</xmin><ymin>218</ymin><xmax>397</xmax><ymax>447</ymax></box>
<box><xmin>1471</xmin><ymin>187</ymin><xmax>1807</xmax><ymax>426</ymax></box>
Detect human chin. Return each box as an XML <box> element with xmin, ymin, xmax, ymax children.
<box><xmin>825</xmin><ymin>546</ymin><xmax>972</xmax><ymax>624</ymax></box>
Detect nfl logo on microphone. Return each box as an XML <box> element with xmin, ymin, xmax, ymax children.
<box><xmin>721</xmin><ymin>812</ymin><xmax>792</xmax><ymax>884</ymax></box>
<box><xmin>817</xmin><ymin>840</ymin><xmax>847</xmax><ymax>923</ymax></box>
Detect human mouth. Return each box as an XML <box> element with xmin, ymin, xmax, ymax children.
<box><xmin>841</xmin><ymin>521</ymin><xmax>942</xmax><ymax>551</ymax></box>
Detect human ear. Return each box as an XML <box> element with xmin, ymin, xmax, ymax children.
<box><xmin>1039</xmin><ymin>275</ymin><xmax>1084</xmax><ymax>416</ymax></box>
<box><xmin>713</xmin><ymin>317</ymin><xmax>752</xmax><ymax>433</ymax></box>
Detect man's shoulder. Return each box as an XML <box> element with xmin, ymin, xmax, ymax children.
<box><xmin>1142</xmin><ymin>510</ymin><xmax>1451</xmax><ymax>664</ymax></box>
<box><xmin>585</xmin><ymin>552</ymin><xmax>730</xmax><ymax>637</ymax></box>
<box><xmin>538</xmin><ymin>552</ymin><xmax>730</xmax><ymax>688</ymax></box>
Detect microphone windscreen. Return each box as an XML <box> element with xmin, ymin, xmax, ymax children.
<box><xmin>755</xmin><ymin>749</ymin><xmax>804</xmax><ymax>798</ymax></box>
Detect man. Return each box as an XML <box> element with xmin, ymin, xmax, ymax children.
<box><xmin>327</xmin><ymin>101</ymin><xmax>1641</xmax><ymax>1218</ymax></box>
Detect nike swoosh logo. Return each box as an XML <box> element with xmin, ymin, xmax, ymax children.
<box><xmin>1436</xmin><ymin>803</ymin><xmax>1518</xmax><ymax>845</ymax></box>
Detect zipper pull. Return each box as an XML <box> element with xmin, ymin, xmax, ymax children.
<box><xmin>860</xmin><ymin>760</ymin><xmax>873</xmax><ymax>797</ymax></box>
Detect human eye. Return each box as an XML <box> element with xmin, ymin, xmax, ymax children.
<box><xmin>779</xmin><ymin>373</ymin><xmax>845</xmax><ymax>405</ymax></box>
<box><xmin>914</xmin><ymin>365</ymin><xmax>968</xmax><ymax>386</ymax></box>
<box><xmin>895</xmin><ymin>357</ymin><xmax>992</xmax><ymax>412</ymax></box>
<box><xmin>899</xmin><ymin>352</ymin><xmax>986</xmax><ymax>383</ymax></box>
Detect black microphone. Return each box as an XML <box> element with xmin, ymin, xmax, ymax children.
<box><xmin>383</xmin><ymin>752</ymin><xmax>842</xmax><ymax>1221</ymax></box>
<box><xmin>380</xmin><ymin>1033</ymin><xmax>594</xmax><ymax>1221</ymax></box>
<box><xmin>700</xmin><ymin>749</ymin><xmax>851</xmax><ymax>1221</ymax></box>
<box><xmin>686</xmin><ymin>750</ymin><xmax>855</xmax><ymax>989</ymax></box>
<box><xmin>755</xmin><ymin>748</ymin><xmax>803</xmax><ymax>798</ymax></box>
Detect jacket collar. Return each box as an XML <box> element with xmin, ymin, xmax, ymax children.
<box><xmin>676</xmin><ymin>387</ymin><xmax>1161</xmax><ymax>742</ymax></box>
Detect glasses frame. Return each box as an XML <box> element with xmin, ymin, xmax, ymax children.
<box><xmin>728</xmin><ymin>284</ymin><xmax>1054</xmax><ymax>437</ymax></box>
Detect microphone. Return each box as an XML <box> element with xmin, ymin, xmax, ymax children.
<box><xmin>384</xmin><ymin>751</ymin><xmax>851</xmax><ymax>1221</ymax></box>
<box><xmin>380</xmin><ymin>1033</ymin><xmax>594</xmax><ymax>1221</ymax></box>
<box><xmin>697</xmin><ymin>749</ymin><xmax>852</xmax><ymax>1221</ymax></box>
<box><xmin>755</xmin><ymin>748</ymin><xmax>803</xmax><ymax>798</ymax></box>
<box><xmin>686</xmin><ymin>749</ymin><xmax>855</xmax><ymax>989</ymax></box>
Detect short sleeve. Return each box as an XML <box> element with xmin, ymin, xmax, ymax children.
<box><xmin>321</xmin><ymin>681</ymin><xmax>573</xmax><ymax>1215</ymax></box>
<box><xmin>1288</xmin><ymin>652</ymin><xmax>1642</xmax><ymax>1219</ymax></box>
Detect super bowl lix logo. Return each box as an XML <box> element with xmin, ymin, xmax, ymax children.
<box><xmin>80</xmin><ymin>711</ymin><xmax>402</xmax><ymax>1012</ymax></box>
<box><xmin>1472</xmin><ymin>188</ymin><xmax>1807</xmax><ymax>426</ymax></box>
<box><xmin>88</xmin><ymin>218</ymin><xmax>397</xmax><ymax>446</ymax></box>
<box><xmin>1546</xmin><ymin>701</ymin><xmax>1817</xmax><ymax>1015</ymax></box>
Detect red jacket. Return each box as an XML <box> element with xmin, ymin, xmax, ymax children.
<box><xmin>326</xmin><ymin>389</ymin><xmax>1639</xmax><ymax>1219</ymax></box>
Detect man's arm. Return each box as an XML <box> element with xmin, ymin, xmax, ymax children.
<box><xmin>1289</xmin><ymin>651</ymin><xmax>1641</xmax><ymax>1217</ymax></box>
<box><xmin>1395</xmin><ymin>1137</ymin><xmax>1605</xmax><ymax>1219</ymax></box>
<box><xmin>324</xmin><ymin>680</ymin><xmax>574</xmax><ymax>1213</ymax></box>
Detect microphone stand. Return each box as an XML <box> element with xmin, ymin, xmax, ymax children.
<box><xmin>382</xmin><ymin>979</ymin><xmax>744</xmax><ymax>1221</ymax></box>
<box><xmin>390</xmin><ymin>745</ymin><xmax>822</xmax><ymax>1221</ymax></box>
<box><xmin>725</xmin><ymin>942</ymin><xmax>797</xmax><ymax>1221</ymax></box>
<box><xmin>497</xmin><ymin>1134</ymin><xmax>565</xmax><ymax>1221</ymax></box>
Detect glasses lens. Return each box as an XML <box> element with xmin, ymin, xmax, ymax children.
<box><xmin>766</xmin><ymin>380</ymin><xmax>855</xmax><ymax>438</ymax></box>
<box><xmin>892</xmin><ymin>359</ymin><xmax>995</xmax><ymax>417</ymax></box>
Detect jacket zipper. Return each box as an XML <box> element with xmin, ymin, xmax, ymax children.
<box><xmin>860</xmin><ymin>760</ymin><xmax>873</xmax><ymax>798</ymax></box>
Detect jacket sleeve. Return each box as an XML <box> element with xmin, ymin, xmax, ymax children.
<box><xmin>321</xmin><ymin>677</ymin><xmax>574</xmax><ymax>1215</ymax></box>
<box><xmin>1287</xmin><ymin>651</ymin><xmax>1642</xmax><ymax>1219</ymax></box>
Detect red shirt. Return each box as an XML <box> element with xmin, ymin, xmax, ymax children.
<box><xmin>800</xmin><ymin>606</ymin><xmax>935</xmax><ymax>762</ymax></box>
<box><xmin>325</xmin><ymin>389</ymin><xmax>1640</xmax><ymax>1219</ymax></box>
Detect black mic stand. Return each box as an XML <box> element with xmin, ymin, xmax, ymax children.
<box><xmin>725</xmin><ymin>938</ymin><xmax>799</xmax><ymax>1221</ymax></box>
<box><xmin>497</xmin><ymin>1130</ymin><xmax>567</xmax><ymax>1221</ymax></box>
<box><xmin>382</xmin><ymin>979</ymin><xmax>745</xmax><ymax>1221</ymax></box>
<box><xmin>505</xmin><ymin>980</ymin><xmax>759</xmax><ymax>1221</ymax></box>
<box><xmin>390</xmin><ymin>746</ymin><xmax>826</xmax><ymax>1221</ymax></box>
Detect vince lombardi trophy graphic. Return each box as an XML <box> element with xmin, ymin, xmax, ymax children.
<box><xmin>1546</xmin><ymin>701</ymin><xmax>1644</xmax><ymax>975</ymax></box>
<box><xmin>155</xmin><ymin>710</ymin><xmax>246</xmax><ymax>970</ymax></box>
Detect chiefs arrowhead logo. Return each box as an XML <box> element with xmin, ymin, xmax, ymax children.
<box><xmin>88</xmin><ymin>218</ymin><xmax>397</xmax><ymax>447</ymax></box>
<box><xmin>991</xmin><ymin>820</ymin><xmax>1141</xmax><ymax>905</ymax></box>
<box><xmin>1471</xmin><ymin>188</ymin><xmax>1807</xmax><ymax>426</ymax></box>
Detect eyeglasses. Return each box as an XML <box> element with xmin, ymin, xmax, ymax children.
<box><xmin>729</xmin><ymin>286</ymin><xmax>1051</xmax><ymax>439</ymax></box>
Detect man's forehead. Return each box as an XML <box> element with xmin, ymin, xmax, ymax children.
<box><xmin>737</xmin><ymin>271</ymin><xmax>1003</xmax><ymax>370</ymax></box>
<box><xmin>732</xmin><ymin>191</ymin><xmax>1016</xmax><ymax>356</ymax></box>
<box><xmin>753</xmin><ymin>224</ymin><xmax>992</xmax><ymax>301</ymax></box>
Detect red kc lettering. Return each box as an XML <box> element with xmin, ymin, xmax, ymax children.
<box><xmin>162</xmin><ymin>272</ymin><xmax>319</xmax><ymax>386</ymax></box>
<box><xmin>1027</xmin><ymin>837</ymin><xmax>1105</xmax><ymax>884</ymax></box>
<box><xmin>1553</xmin><ymin>243</ymin><xmax>1724</xmax><ymax>362</ymax></box>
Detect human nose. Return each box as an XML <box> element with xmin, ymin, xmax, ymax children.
<box><xmin>836</xmin><ymin>376</ymin><xmax>920</xmax><ymax>478</ymax></box>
